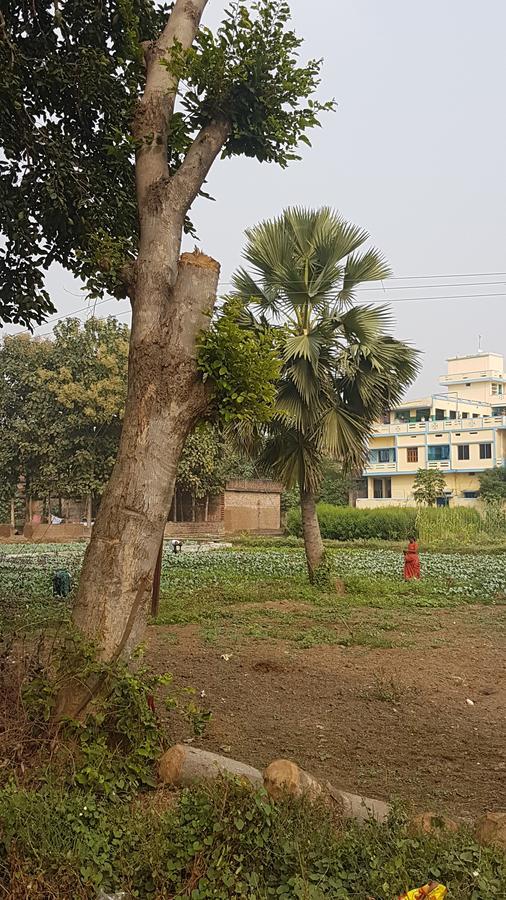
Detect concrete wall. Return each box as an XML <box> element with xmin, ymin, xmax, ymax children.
<box><xmin>361</xmin><ymin>470</ymin><xmax>485</xmax><ymax>509</ymax></box>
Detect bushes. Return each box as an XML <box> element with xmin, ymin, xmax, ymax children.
<box><xmin>287</xmin><ymin>504</ymin><xmax>417</xmax><ymax>541</ymax></box>
<box><xmin>287</xmin><ymin>503</ymin><xmax>506</xmax><ymax>545</ymax></box>
<box><xmin>1</xmin><ymin>781</ymin><xmax>505</xmax><ymax>899</ymax></box>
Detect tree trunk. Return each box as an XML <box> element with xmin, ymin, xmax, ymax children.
<box><xmin>56</xmin><ymin>253</ymin><xmax>220</xmax><ymax>719</ymax></box>
<box><xmin>10</xmin><ymin>499</ymin><xmax>15</xmax><ymax>529</ymax></box>
<box><xmin>299</xmin><ymin>488</ymin><xmax>326</xmax><ymax>583</ymax></box>
<box><xmin>191</xmin><ymin>494</ymin><xmax>196</xmax><ymax>522</ymax></box>
<box><xmin>86</xmin><ymin>493</ymin><xmax>93</xmax><ymax>526</ymax></box>
<box><xmin>151</xmin><ymin>538</ymin><xmax>163</xmax><ymax>618</ymax></box>
<box><xmin>54</xmin><ymin>0</ymin><xmax>230</xmax><ymax>720</ymax></box>
<box><xmin>204</xmin><ymin>495</ymin><xmax>209</xmax><ymax>523</ymax></box>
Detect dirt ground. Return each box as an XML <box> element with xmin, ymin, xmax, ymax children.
<box><xmin>149</xmin><ymin>604</ymin><xmax>506</xmax><ymax>819</ymax></box>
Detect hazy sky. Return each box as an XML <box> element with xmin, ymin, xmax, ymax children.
<box><xmin>11</xmin><ymin>0</ymin><xmax>506</xmax><ymax>396</ymax></box>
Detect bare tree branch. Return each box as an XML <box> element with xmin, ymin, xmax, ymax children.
<box><xmin>172</xmin><ymin>119</ymin><xmax>231</xmax><ymax>214</ymax></box>
<box><xmin>134</xmin><ymin>0</ymin><xmax>210</xmax><ymax>207</ymax></box>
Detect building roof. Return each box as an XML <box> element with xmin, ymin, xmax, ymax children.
<box><xmin>394</xmin><ymin>393</ymin><xmax>487</xmax><ymax>410</ymax></box>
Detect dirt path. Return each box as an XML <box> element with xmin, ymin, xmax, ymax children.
<box><xmin>148</xmin><ymin>605</ymin><xmax>506</xmax><ymax>818</ymax></box>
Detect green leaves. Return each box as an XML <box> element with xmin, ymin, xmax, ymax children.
<box><xmin>0</xmin><ymin>318</ymin><xmax>129</xmax><ymax>503</ymax></box>
<box><xmin>413</xmin><ymin>469</ymin><xmax>447</xmax><ymax>507</ymax></box>
<box><xmin>176</xmin><ymin>424</ymin><xmax>227</xmax><ymax>500</ymax></box>
<box><xmin>197</xmin><ymin>296</ymin><xmax>281</xmax><ymax>425</ymax></box>
<box><xmin>1</xmin><ymin>0</ymin><xmax>331</xmax><ymax>324</ymax></box>
<box><xmin>231</xmin><ymin>206</ymin><xmax>420</xmax><ymax>492</ymax></box>
<box><xmin>168</xmin><ymin>2</ymin><xmax>333</xmax><ymax>167</ymax></box>
<box><xmin>479</xmin><ymin>466</ymin><xmax>506</xmax><ymax>505</ymax></box>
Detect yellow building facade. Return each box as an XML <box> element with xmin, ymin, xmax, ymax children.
<box><xmin>358</xmin><ymin>352</ymin><xmax>506</xmax><ymax>508</ymax></box>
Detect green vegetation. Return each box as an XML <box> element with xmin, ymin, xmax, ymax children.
<box><xmin>1</xmin><ymin>780</ymin><xmax>504</xmax><ymax>899</ymax></box>
<box><xmin>286</xmin><ymin>504</ymin><xmax>506</xmax><ymax>547</ymax></box>
<box><xmin>0</xmin><ymin>543</ymin><xmax>505</xmax><ymax>896</ymax></box>
<box><xmin>287</xmin><ymin>504</ymin><xmax>417</xmax><ymax>541</ymax></box>
<box><xmin>479</xmin><ymin>466</ymin><xmax>506</xmax><ymax>505</ymax></box>
<box><xmin>2</xmin><ymin>544</ymin><xmax>504</xmax><ymax>640</ymax></box>
<box><xmin>231</xmin><ymin>206</ymin><xmax>419</xmax><ymax>583</ymax></box>
<box><xmin>0</xmin><ymin>320</ymin><xmax>128</xmax><ymax>518</ymax></box>
<box><xmin>413</xmin><ymin>469</ymin><xmax>447</xmax><ymax>506</ymax></box>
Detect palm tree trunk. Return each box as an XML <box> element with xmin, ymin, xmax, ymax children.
<box><xmin>299</xmin><ymin>487</ymin><xmax>327</xmax><ymax>584</ymax></box>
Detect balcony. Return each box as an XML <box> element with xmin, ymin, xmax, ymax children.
<box><xmin>364</xmin><ymin>461</ymin><xmax>397</xmax><ymax>474</ymax></box>
<box><xmin>372</xmin><ymin>415</ymin><xmax>506</xmax><ymax>436</ymax></box>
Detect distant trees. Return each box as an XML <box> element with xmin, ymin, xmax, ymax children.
<box><xmin>412</xmin><ymin>469</ymin><xmax>447</xmax><ymax>507</ymax></box>
<box><xmin>0</xmin><ymin>319</ymin><xmax>128</xmax><ymax>522</ymax></box>
<box><xmin>0</xmin><ymin>325</ymin><xmax>266</xmax><ymax>526</ymax></box>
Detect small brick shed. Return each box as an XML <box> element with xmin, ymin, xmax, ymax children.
<box><xmin>164</xmin><ymin>479</ymin><xmax>283</xmax><ymax>538</ymax></box>
<box><xmin>223</xmin><ymin>480</ymin><xmax>283</xmax><ymax>533</ymax></box>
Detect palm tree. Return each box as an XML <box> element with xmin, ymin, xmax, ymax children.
<box><xmin>232</xmin><ymin>207</ymin><xmax>420</xmax><ymax>584</ymax></box>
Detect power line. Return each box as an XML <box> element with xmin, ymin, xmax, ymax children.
<box><xmin>216</xmin><ymin>279</ymin><xmax>506</xmax><ymax>295</ymax></box>
<box><xmin>31</xmin><ymin>296</ymin><xmax>126</xmax><ymax>329</ymax></box>
<box><xmin>24</xmin><ymin>290</ymin><xmax>506</xmax><ymax>340</ymax></box>
<box><xmin>30</xmin><ymin>306</ymin><xmax>131</xmax><ymax>338</ymax></box>
<box><xmin>6</xmin><ymin>270</ymin><xmax>506</xmax><ymax>339</ymax></box>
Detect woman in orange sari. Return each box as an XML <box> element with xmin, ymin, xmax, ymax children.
<box><xmin>403</xmin><ymin>535</ymin><xmax>421</xmax><ymax>580</ymax></box>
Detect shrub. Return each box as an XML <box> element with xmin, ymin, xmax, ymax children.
<box><xmin>0</xmin><ymin>781</ymin><xmax>505</xmax><ymax>899</ymax></box>
<box><xmin>287</xmin><ymin>504</ymin><xmax>417</xmax><ymax>541</ymax></box>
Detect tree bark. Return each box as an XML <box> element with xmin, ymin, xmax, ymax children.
<box><xmin>10</xmin><ymin>499</ymin><xmax>15</xmax><ymax>529</ymax></box>
<box><xmin>299</xmin><ymin>488</ymin><xmax>326</xmax><ymax>583</ymax></box>
<box><xmin>56</xmin><ymin>254</ymin><xmax>220</xmax><ymax>718</ymax></box>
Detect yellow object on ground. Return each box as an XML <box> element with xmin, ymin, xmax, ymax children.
<box><xmin>398</xmin><ymin>883</ymin><xmax>448</xmax><ymax>900</ymax></box>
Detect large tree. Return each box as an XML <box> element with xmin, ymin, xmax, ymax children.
<box><xmin>233</xmin><ymin>207</ymin><xmax>420</xmax><ymax>582</ymax></box>
<box><xmin>1</xmin><ymin>0</ymin><xmax>329</xmax><ymax>714</ymax></box>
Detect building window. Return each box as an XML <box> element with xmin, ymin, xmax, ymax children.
<box><xmin>492</xmin><ymin>383</ymin><xmax>504</xmax><ymax>395</ymax></box>
<box><xmin>449</xmin><ymin>410</ymin><xmax>457</xmax><ymax>419</ymax></box>
<box><xmin>480</xmin><ymin>443</ymin><xmax>492</xmax><ymax>460</ymax></box>
<box><xmin>462</xmin><ymin>412</ymin><xmax>468</xmax><ymax>419</ymax></box>
<box><xmin>407</xmin><ymin>447</ymin><xmax>418</xmax><ymax>463</ymax></box>
<box><xmin>463</xmin><ymin>491</ymin><xmax>479</xmax><ymax>499</ymax></box>
<box><xmin>435</xmin><ymin>408</ymin><xmax>445</xmax><ymax>420</ymax></box>
<box><xmin>458</xmin><ymin>445</ymin><xmax>470</xmax><ymax>461</ymax></box>
<box><xmin>472</xmin><ymin>413</ymin><xmax>479</xmax><ymax>418</ymax></box>
<box><xmin>372</xmin><ymin>478</ymin><xmax>391</xmax><ymax>500</ymax></box>
<box><xmin>428</xmin><ymin>445</ymin><xmax>450</xmax><ymax>461</ymax></box>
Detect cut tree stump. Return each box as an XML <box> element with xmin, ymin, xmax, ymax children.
<box><xmin>159</xmin><ymin>744</ymin><xmax>263</xmax><ymax>788</ymax></box>
<box><xmin>263</xmin><ymin>759</ymin><xmax>325</xmax><ymax>802</ymax></box>
<box><xmin>263</xmin><ymin>758</ymin><xmax>390</xmax><ymax>822</ymax></box>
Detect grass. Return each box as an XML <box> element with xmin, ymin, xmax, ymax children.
<box><xmin>148</xmin><ymin>546</ymin><xmax>505</xmax><ymax>647</ymax></box>
<box><xmin>0</xmin><ymin>543</ymin><xmax>505</xmax><ymax>897</ymax></box>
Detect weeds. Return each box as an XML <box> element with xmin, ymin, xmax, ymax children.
<box><xmin>0</xmin><ymin>780</ymin><xmax>505</xmax><ymax>899</ymax></box>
